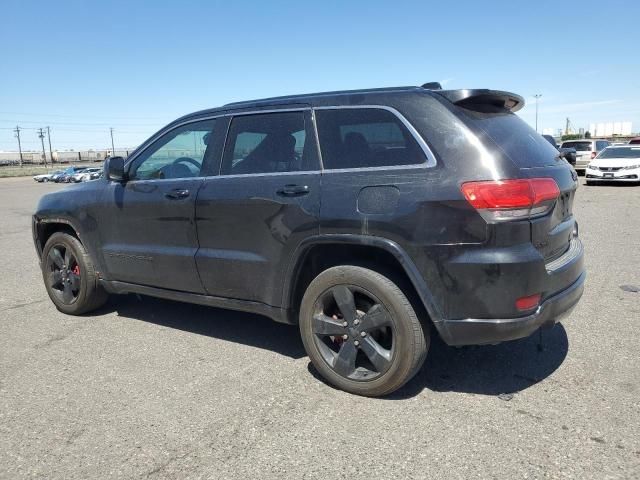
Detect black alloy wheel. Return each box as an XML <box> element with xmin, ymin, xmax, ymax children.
<box><xmin>46</xmin><ymin>243</ymin><xmax>82</xmax><ymax>305</ymax></box>
<box><xmin>300</xmin><ymin>266</ymin><xmax>429</xmax><ymax>397</ymax></box>
<box><xmin>41</xmin><ymin>232</ymin><xmax>108</xmax><ymax>315</ymax></box>
<box><xmin>312</xmin><ymin>285</ymin><xmax>394</xmax><ymax>381</ymax></box>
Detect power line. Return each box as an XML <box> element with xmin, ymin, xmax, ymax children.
<box><xmin>0</xmin><ymin>119</ymin><xmax>162</xmax><ymax>127</ymax></box>
<box><xmin>0</xmin><ymin>110</ymin><xmax>171</xmax><ymax>120</ymax></box>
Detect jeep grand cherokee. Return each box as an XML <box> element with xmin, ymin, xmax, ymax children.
<box><xmin>33</xmin><ymin>83</ymin><xmax>585</xmax><ymax>396</ymax></box>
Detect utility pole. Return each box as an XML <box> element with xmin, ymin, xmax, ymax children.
<box><xmin>46</xmin><ymin>126</ymin><xmax>54</xmax><ymax>165</ymax></box>
<box><xmin>533</xmin><ymin>94</ymin><xmax>542</xmax><ymax>132</ymax></box>
<box><xmin>14</xmin><ymin>126</ymin><xmax>23</xmax><ymax>167</ymax></box>
<box><xmin>110</xmin><ymin>127</ymin><xmax>115</xmax><ymax>157</ymax></box>
<box><xmin>37</xmin><ymin>128</ymin><xmax>48</xmax><ymax>167</ymax></box>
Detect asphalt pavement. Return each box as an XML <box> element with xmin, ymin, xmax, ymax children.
<box><xmin>0</xmin><ymin>176</ymin><xmax>638</xmax><ymax>479</ymax></box>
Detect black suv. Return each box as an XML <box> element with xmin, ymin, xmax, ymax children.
<box><xmin>33</xmin><ymin>84</ymin><xmax>585</xmax><ymax>397</ymax></box>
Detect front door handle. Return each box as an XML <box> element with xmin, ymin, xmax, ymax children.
<box><xmin>165</xmin><ymin>188</ymin><xmax>190</xmax><ymax>200</ymax></box>
<box><xmin>276</xmin><ymin>184</ymin><xmax>310</xmax><ymax>197</ymax></box>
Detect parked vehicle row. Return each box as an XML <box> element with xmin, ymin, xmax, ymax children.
<box><xmin>71</xmin><ymin>167</ymin><xmax>103</xmax><ymax>182</ymax></box>
<box><xmin>33</xmin><ymin>166</ymin><xmax>103</xmax><ymax>183</ymax></box>
<box><xmin>560</xmin><ymin>139</ymin><xmax>611</xmax><ymax>173</ymax></box>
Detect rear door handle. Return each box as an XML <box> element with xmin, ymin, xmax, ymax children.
<box><xmin>276</xmin><ymin>184</ymin><xmax>310</xmax><ymax>197</ymax></box>
<box><xmin>165</xmin><ymin>188</ymin><xmax>190</xmax><ymax>200</ymax></box>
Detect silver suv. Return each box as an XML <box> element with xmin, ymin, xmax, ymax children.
<box><xmin>560</xmin><ymin>139</ymin><xmax>610</xmax><ymax>172</ymax></box>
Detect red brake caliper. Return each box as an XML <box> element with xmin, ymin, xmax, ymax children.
<box><xmin>332</xmin><ymin>314</ymin><xmax>344</xmax><ymax>344</ymax></box>
<box><xmin>72</xmin><ymin>265</ymin><xmax>80</xmax><ymax>275</ymax></box>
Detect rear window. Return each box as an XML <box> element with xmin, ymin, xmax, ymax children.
<box><xmin>561</xmin><ymin>141</ymin><xmax>592</xmax><ymax>152</ymax></box>
<box><xmin>597</xmin><ymin>147</ymin><xmax>640</xmax><ymax>159</ymax></box>
<box><xmin>315</xmin><ymin>108</ymin><xmax>426</xmax><ymax>169</ymax></box>
<box><xmin>460</xmin><ymin>111</ymin><xmax>559</xmax><ymax>167</ymax></box>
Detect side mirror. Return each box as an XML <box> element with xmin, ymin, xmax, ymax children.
<box><xmin>558</xmin><ymin>148</ymin><xmax>577</xmax><ymax>166</ymax></box>
<box><xmin>105</xmin><ymin>156</ymin><xmax>126</xmax><ymax>182</ymax></box>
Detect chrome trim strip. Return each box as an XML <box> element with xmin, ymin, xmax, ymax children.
<box><xmin>313</xmin><ymin>105</ymin><xmax>437</xmax><ymax>168</ymax></box>
<box><xmin>123</xmin><ymin>104</ymin><xmax>437</xmax><ymax>180</ymax></box>
<box><xmin>320</xmin><ymin>163</ymin><xmax>431</xmax><ymax>174</ymax></box>
<box><xmin>204</xmin><ymin>170</ymin><xmax>321</xmax><ymax>180</ymax></box>
<box><xmin>310</xmin><ymin>108</ymin><xmax>325</xmax><ymax>170</ymax></box>
<box><xmin>546</xmin><ymin>237</ymin><xmax>583</xmax><ymax>273</ymax></box>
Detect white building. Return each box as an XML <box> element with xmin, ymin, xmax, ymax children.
<box><xmin>589</xmin><ymin>122</ymin><xmax>633</xmax><ymax>137</ymax></box>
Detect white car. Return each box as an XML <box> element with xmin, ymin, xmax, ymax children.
<box><xmin>71</xmin><ymin>167</ymin><xmax>102</xmax><ymax>182</ymax></box>
<box><xmin>33</xmin><ymin>170</ymin><xmax>62</xmax><ymax>182</ymax></box>
<box><xmin>586</xmin><ymin>146</ymin><xmax>640</xmax><ymax>185</ymax></box>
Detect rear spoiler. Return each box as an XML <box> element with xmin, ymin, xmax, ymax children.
<box><xmin>433</xmin><ymin>89</ymin><xmax>525</xmax><ymax>113</ymax></box>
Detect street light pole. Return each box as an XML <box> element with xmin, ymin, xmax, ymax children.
<box><xmin>533</xmin><ymin>94</ymin><xmax>542</xmax><ymax>132</ymax></box>
<box><xmin>110</xmin><ymin>127</ymin><xmax>115</xmax><ymax>157</ymax></box>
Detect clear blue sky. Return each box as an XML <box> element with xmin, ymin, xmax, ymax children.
<box><xmin>1</xmin><ymin>0</ymin><xmax>638</xmax><ymax>151</ymax></box>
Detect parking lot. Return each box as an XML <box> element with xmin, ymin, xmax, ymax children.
<box><xmin>0</xmin><ymin>176</ymin><xmax>638</xmax><ymax>479</ymax></box>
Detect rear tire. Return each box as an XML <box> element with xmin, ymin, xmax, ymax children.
<box><xmin>299</xmin><ymin>265</ymin><xmax>429</xmax><ymax>397</ymax></box>
<box><xmin>41</xmin><ymin>232</ymin><xmax>108</xmax><ymax>315</ymax></box>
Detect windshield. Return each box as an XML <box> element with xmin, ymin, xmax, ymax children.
<box><xmin>561</xmin><ymin>141</ymin><xmax>592</xmax><ymax>151</ymax></box>
<box><xmin>597</xmin><ymin>147</ymin><xmax>640</xmax><ymax>159</ymax></box>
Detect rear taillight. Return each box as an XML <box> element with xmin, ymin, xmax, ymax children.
<box><xmin>515</xmin><ymin>293</ymin><xmax>541</xmax><ymax>311</ymax></box>
<box><xmin>591</xmin><ymin>151</ymin><xmax>597</xmax><ymax>159</ymax></box>
<box><xmin>461</xmin><ymin>178</ymin><xmax>560</xmax><ymax>222</ymax></box>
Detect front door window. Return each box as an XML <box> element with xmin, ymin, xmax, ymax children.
<box><xmin>129</xmin><ymin>119</ymin><xmax>217</xmax><ymax>180</ymax></box>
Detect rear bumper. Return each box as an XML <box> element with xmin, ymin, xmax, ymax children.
<box><xmin>435</xmin><ymin>270</ymin><xmax>585</xmax><ymax>346</ymax></box>
<box><xmin>574</xmin><ymin>157</ymin><xmax>591</xmax><ymax>171</ymax></box>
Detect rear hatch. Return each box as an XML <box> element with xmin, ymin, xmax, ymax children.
<box><xmin>437</xmin><ymin>89</ymin><xmax>578</xmax><ymax>262</ymax></box>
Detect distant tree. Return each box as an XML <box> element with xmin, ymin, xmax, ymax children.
<box><xmin>561</xmin><ymin>134</ymin><xmax>582</xmax><ymax>141</ymax></box>
<box><xmin>585</xmin><ymin>131</ymin><xmax>592</xmax><ymax>138</ymax></box>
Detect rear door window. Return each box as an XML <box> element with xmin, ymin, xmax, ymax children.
<box><xmin>221</xmin><ymin>111</ymin><xmax>314</xmax><ymax>175</ymax></box>
<box><xmin>315</xmin><ymin>108</ymin><xmax>426</xmax><ymax>169</ymax></box>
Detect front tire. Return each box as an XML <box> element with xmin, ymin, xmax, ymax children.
<box><xmin>299</xmin><ymin>266</ymin><xmax>429</xmax><ymax>397</ymax></box>
<box><xmin>41</xmin><ymin>232</ymin><xmax>108</xmax><ymax>315</ymax></box>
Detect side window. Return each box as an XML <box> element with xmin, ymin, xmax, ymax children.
<box><xmin>597</xmin><ymin>141</ymin><xmax>609</xmax><ymax>150</ymax></box>
<box><xmin>129</xmin><ymin>119</ymin><xmax>216</xmax><ymax>180</ymax></box>
<box><xmin>315</xmin><ymin>108</ymin><xmax>426</xmax><ymax>169</ymax></box>
<box><xmin>221</xmin><ymin>111</ymin><xmax>312</xmax><ymax>175</ymax></box>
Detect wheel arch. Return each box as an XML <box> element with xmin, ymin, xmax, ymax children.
<box><xmin>34</xmin><ymin>218</ymin><xmax>83</xmax><ymax>259</ymax></box>
<box><xmin>283</xmin><ymin>235</ymin><xmax>442</xmax><ymax>325</ymax></box>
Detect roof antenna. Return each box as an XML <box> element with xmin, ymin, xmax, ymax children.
<box><xmin>421</xmin><ymin>82</ymin><xmax>443</xmax><ymax>90</ymax></box>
